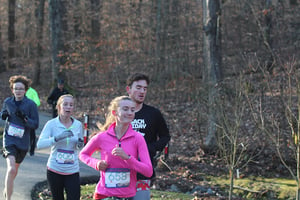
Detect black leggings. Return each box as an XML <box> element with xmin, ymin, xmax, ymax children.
<box><xmin>29</xmin><ymin>129</ymin><xmax>36</xmax><ymax>154</ymax></box>
<box><xmin>47</xmin><ymin>169</ymin><xmax>80</xmax><ymax>200</ymax></box>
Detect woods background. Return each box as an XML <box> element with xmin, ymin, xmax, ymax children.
<box><xmin>0</xmin><ymin>0</ymin><xmax>300</xmax><ymax>182</ymax></box>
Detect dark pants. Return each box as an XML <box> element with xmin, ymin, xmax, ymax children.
<box><xmin>29</xmin><ymin>129</ymin><xmax>36</xmax><ymax>155</ymax></box>
<box><xmin>52</xmin><ymin>104</ymin><xmax>58</xmax><ymax>118</ymax></box>
<box><xmin>47</xmin><ymin>169</ymin><xmax>80</xmax><ymax>200</ymax></box>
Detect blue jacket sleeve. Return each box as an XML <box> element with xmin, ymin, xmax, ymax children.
<box><xmin>25</xmin><ymin>101</ymin><xmax>39</xmax><ymax>130</ymax></box>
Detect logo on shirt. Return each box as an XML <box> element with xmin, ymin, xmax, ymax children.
<box><xmin>132</xmin><ymin>119</ymin><xmax>147</xmax><ymax>129</ymax></box>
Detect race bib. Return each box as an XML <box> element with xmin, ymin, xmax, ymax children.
<box><xmin>56</xmin><ymin>149</ymin><xmax>75</xmax><ymax>164</ymax></box>
<box><xmin>105</xmin><ymin>168</ymin><xmax>130</xmax><ymax>188</ymax></box>
<box><xmin>7</xmin><ymin>123</ymin><xmax>25</xmax><ymax>138</ymax></box>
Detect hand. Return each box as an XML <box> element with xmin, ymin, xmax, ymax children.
<box><xmin>1</xmin><ymin>110</ymin><xmax>9</xmax><ymax>120</ymax></box>
<box><xmin>112</xmin><ymin>145</ymin><xmax>130</xmax><ymax>160</ymax></box>
<box><xmin>54</xmin><ymin>130</ymin><xmax>73</xmax><ymax>142</ymax></box>
<box><xmin>77</xmin><ymin>138</ymin><xmax>84</xmax><ymax>149</ymax></box>
<box><xmin>97</xmin><ymin>160</ymin><xmax>108</xmax><ymax>171</ymax></box>
<box><xmin>15</xmin><ymin>109</ymin><xmax>27</xmax><ymax>122</ymax></box>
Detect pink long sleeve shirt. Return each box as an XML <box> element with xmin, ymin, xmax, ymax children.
<box><xmin>79</xmin><ymin>123</ymin><xmax>153</xmax><ymax>198</ymax></box>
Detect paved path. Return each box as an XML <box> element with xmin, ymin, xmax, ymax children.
<box><xmin>0</xmin><ymin>112</ymin><xmax>99</xmax><ymax>200</ymax></box>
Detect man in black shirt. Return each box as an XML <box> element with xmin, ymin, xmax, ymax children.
<box><xmin>126</xmin><ymin>73</ymin><xmax>171</xmax><ymax>200</ymax></box>
<box><xmin>47</xmin><ymin>79</ymin><xmax>69</xmax><ymax>118</ymax></box>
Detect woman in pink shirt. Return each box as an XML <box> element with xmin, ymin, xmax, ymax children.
<box><xmin>79</xmin><ymin>96</ymin><xmax>153</xmax><ymax>200</ymax></box>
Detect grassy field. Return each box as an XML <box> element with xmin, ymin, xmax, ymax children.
<box><xmin>79</xmin><ymin>177</ymin><xmax>298</xmax><ymax>200</ymax></box>
<box><xmin>81</xmin><ymin>184</ymin><xmax>194</xmax><ymax>200</ymax></box>
<box><xmin>37</xmin><ymin>183</ymin><xmax>194</xmax><ymax>200</ymax></box>
<box><xmin>208</xmin><ymin>175</ymin><xmax>297</xmax><ymax>200</ymax></box>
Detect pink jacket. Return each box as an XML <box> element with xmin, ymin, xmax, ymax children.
<box><xmin>79</xmin><ymin>123</ymin><xmax>153</xmax><ymax>198</ymax></box>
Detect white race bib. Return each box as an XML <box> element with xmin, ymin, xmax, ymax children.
<box><xmin>56</xmin><ymin>149</ymin><xmax>75</xmax><ymax>164</ymax></box>
<box><xmin>7</xmin><ymin>123</ymin><xmax>25</xmax><ymax>138</ymax></box>
<box><xmin>105</xmin><ymin>168</ymin><xmax>130</xmax><ymax>188</ymax></box>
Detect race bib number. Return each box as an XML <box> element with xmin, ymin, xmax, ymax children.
<box><xmin>7</xmin><ymin>123</ymin><xmax>25</xmax><ymax>138</ymax></box>
<box><xmin>105</xmin><ymin>168</ymin><xmax>130</xmax><ymax>188</ymax></box>
<box><xmin>56</xmin><ymin>149</ymin><xmax>75</xmax><ymax>164</ymax></box>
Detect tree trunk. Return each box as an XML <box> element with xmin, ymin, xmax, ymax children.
<box><xmin>49</xmin><ymin>0</ymin><xmax>67</xmax><ymax>83</ymax></box>
<box><xmin>90</xmin><ymin>0</ymin><xmax>101</xmax><ymax>40</ymax></box>
<box><xmin>73</xmin><ymin>0</ymin><xmax>81</xmax><ymax>38</ymax></box>
<box><xmin>8</xmin><ymin>0</ymin><xmax>16</xmax><ymax>68</ymax></box>
<box><xmin>33</xmin><ymin>0</ymin><xmax>45</xmax><ymax>85</ymax></box>
<box><xmin>23</xmin><ymin>2</ymin><xmax>33</xmax><ymax>59</ymax></box>
<box><xmin>0</xmin><ymin>44</ymin><xmax>5</xmax><ymax>72</ymax></box>
<box><xmin>264</xmin><ymin>0</ymin><xmax>274</xmax><ymax>73</ymax></box>
<box><xmin>155</xmin><ymin>0</ymin><xmax>162</xmax><ymax>73</ymax></box>
<box><xmin>202</xmin><ymin>0</ymin><xmax>222</xmax><ymax>151</ymax></box>
<box><xmin>297</xmin><ymin>86</ymin><xmax>300</xmax><ymax>200</ymax></box>
<box><xmin>229</xmin><ymin>168</ymin><xmax>234</xmax><ymax>200</ymax></box>
<box><xmin>0</xmin><ymin>23</ymin><xmax>6</xmax><ymax>72</ymax></box>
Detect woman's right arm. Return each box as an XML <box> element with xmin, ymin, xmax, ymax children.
<box><xmin>79</xmin><ymin>135</ymin><xmax>102</xmax><ymax>171</ymax></box>
<box><xmin>37</xmin><ymin>121</ymin><xmax>55</xmax><ymax>149</ymax></box>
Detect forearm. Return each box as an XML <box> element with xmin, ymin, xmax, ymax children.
<box><xmin>79</xmin><ymin>141</ymin><xmax>100</xmax><ymax>170</ymax></box>
<box><xmin>79</xmin><ymin>151</ymin><xmax>100</xmax><ymax>170</ymax></box>
<box><xmin>152</xmin><ymin>135</ymin><xmax>171</xmax><ymax>151</ymax></box>
<box><xmin>126</xmin><ymin>156</ymin><xmax>153</xmax><ymax>178</ymax></box>
<box><xmin>25</xmin><ymin>117</ymin><xmax>39</xmax><ymax>129</ymax></box>
<box><xmin>37</xmin><ymin>137</ymin><xmax>55</xmax><ymax>149</ymax></box>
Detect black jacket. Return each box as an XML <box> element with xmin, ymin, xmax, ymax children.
<box><xmin>47</xmin><ymin>87</ymin><xmax>69</xmax><ymax>106</ymax></box>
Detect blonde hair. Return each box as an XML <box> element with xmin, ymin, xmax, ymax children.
<box><xmin>90</xmin><ymin>96</ymin><xmax>132</xmax><ymax>138</ymax></box>
<box><xmin>56</xmin><ymin>94</ymin><xmax>74</xmax><ymax>112</ymax></box>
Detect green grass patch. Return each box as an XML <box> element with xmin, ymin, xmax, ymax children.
<box><xmin>80</xmin><ymin>177</ymin><xmax>297</xmax><ymax>199</ymax></box>
<box><xmin>34</xmin><ymin>173</ymin><xmax>299</xmax><ymax>199</ymax></box>
<box><xmin>209</xmin><ymin>175</ymin><xmax>297</xmax><ymax>199</ymax></box>
<box><xmin>80</xmin><ymin>184</ymin><xmax>193</xmax><ymax>200</ymax></box>
<box><xmin>151</xmin><ymin>190</ymin><xmax>193</xmax><ymax>200</ymax></box>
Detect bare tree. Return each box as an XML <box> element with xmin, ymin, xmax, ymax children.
<box><xmin>216</xmin><ymin>76</ymin><xmax>262</xmax><ymax>199</ymax></box>
<box><xmin>247</xmin><ymin>1</ymin><xmax>276</xmax><ymax>73</ymax></box>
<box><xmin>8</xmin><ymin>0</ymin><xmax>16</xmax><ymax>68</ymax></box>
<box><xmin>154</xmin><ymin>0</ymin><xmax>162</xmax><ymax>72</ymax></box>
<box><xmin>202</xmin><ymin>0</ymin><xmax>223</xmax><ymax>151</ymax></box>
<box><xmin>33</xmin><ymin>0</ymin><xmax>45</xmax><ymax>85</ymax></box>
<box><xmin>90</xmin><ymin>0</ymin><xmax>101</xmax><ymax>40</ymax></box>
<box><xmin>73</xmin><ymin>0</ymin><xmax>81</xmax><ymax>38</ymax></box>
<box><xmin>247</xmin><ymin>58</ymin><xmax>300</xmax><ymax>200</ymax></box>
<box><xmin>48</xmin><ymin>0</ymin><xmax>68</xmax><ymax>83</ymax></box>
<box><xmin>0</xmin><ymin>23</ymin><xmax>6</xmax><ymax>72</ymax></box>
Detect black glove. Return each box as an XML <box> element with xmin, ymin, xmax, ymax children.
<box><xmin>15</xmin><ymin>109</ymin><xmax>28</xmax><ymax>122</ymax></box>
<box><xmin>1</xmin><ymin>110</ymin><xmax>9</xmax><ymax>120</ymax></box>
<box><xmin>54</xmin><ymin>130</ymin><xmax>74</xmax><ymax>142</ymax></box>
<box><xmin>77</xmin><ymin>138</ymin><xmax>84</xmax><ymax>149</ymax></box>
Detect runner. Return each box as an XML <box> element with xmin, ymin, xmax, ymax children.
<box><xmin>79</xmin><ymin>96</ymin><xmax>153</xmax><ymax>199</ymax></box>
<box><xmin>126</xmin><ymin>73</ymin><xmax>171</xmax><ymax>200</ymax></box>
<box><xmin>1</xmin><ymin>75</ymin><xmax>39</xmax><ymax>200</ymax></box>
<box><xmin>37</xmin><ymin>94</ymin><xmax>83</xmax><ymax>200</ymax></box>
